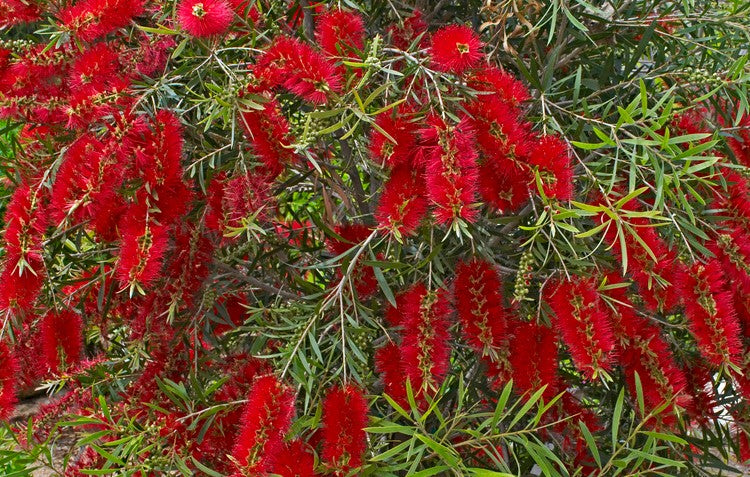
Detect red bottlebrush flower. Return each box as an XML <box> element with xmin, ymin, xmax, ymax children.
<box><xmin>0</xmin><ymin>0</ymin><xmax>41</xmax><ymax>26</ymax></box>
<box><xmin>389</xmin><ymin>10</ymin><xmax>428</xmax><ymax>50</ymax></box>
<box><xmin>453</xmin><ymin>258</ymin><xmax>507</xmax><ymax>355</ymax></box>
<box><xmin>115</xmin><ymin>218</ymin><xmax>169</xmax><ymax>290</ymax></box>
<box><xmin>68</xmin><ymin>43</ymin><xmax>121</xmax><ymax>95</ymax></box>
<box><xmin>680</xmin><ymin>259</ymin><xmax>743</xmax><ymax>367</ymax></box>
<box><xmin>375</xmin><ymin>342</ymin><xmax>406</xmax><ymax>405</ymax></box>
<box><xmin>604</xmin><ymin>278</ymin><xmax>690</xmax><ymax>421</ymax></box>
<box><xmin>51</xmin><ymin>134</ymin><xmax>125</xmax><ymax>226</ymax></box>
<box><xmin>468</xmin><ymin>65</ymin><xmax>530</xmax><ymax>106</ymax></box>
<box><xmin>271</xmin><ymin>440</ymin><xmax>317</xmax><ymax>477</ymax></box>
<box><xmin>232</xmin><ymin>375</ymin><xmax>295</xmax><ymax>474</ymax></box>
<box><xmin>315</xmin><ymin>9</ymin><xmax>365</xmax><ymax>57</ymax></box>
<box><xmin>429</xmin><ymin>24</ymin><xmax>485</xmax><ymax>74</ymax></box>
<box><xmin>223</xmin><ymin>169</ymin><xmax>275</xmax><ymax>231</ymax></box>
<box><xmin>399</xmin><ymin>283</ymin><xmax>452</xmax><ymax>395</ymax></box>
<box><xmin>0</xmin><ymin>342</ymin><xmax>18</xmax><ymax>420</ymax></box>
<box><xmin>40</xmin><ymin>310</ymin><xmax>84</xmax><ymax>374</ymax></box>
<box><xmin>598</xmin><ymin>198</ymin><xmax>682</xmax><ymax>313</ymax></box>
<box><xmin>257</xmin><ymin>36</ymin><xmax>343</xmax><ymax>104</ymax></box>
<box><xmin>239</xmin><ymin>95</ymin><xmax>296</xmax><ymax>178</ymax></box>
<box><xmin>59</xmin><ymin>0</ymin><xmax>145</xmax><ymax>42</ymax></box>
<box><xmin>177</xmin><ymin>0</ymin><xmax>233</xmax><ymax>37</ymax></box>
<box><xmin>420</xmin><ymin>115</ymin><xmax>479</xmax><ymax>224</ymax></box>
<box><xmin>545</xmin><ymin>277</ymin><xmax>615</xmax><ymax>379</ymax></box>
<box><xmin>709</xmin><ymin>229</ymin><xmax>750</xmax><ymax>296</ymax></box>
<box><xmin>0</xmin><ymin>257</ymin><xmax>45</xmax><ymax>314</ymax></box>
<box><xmin>321</xmin><ymin>384</ymin><xmax>368</xmax><ymax>473</ymax></box>
<box><xmin>327</xmin><ymin>224</ymin><xmax>379</xmax><ymax>298</ymax></box>
<box><xmin>714</xmin><ymin>167</ymin><xmax>750</xmax><ymax>226</ymax></box>
<box><xmin>509</xmin><ymin>320</ymin><xmax>559</xmax><ymax>397</ymax></box>
<box><xmin>369</xmin><ymin>108</ymin><xmax>418</xmax><ymax>168</ymax></box>
<box><xmin>0</xmin><ymin>182</ymin><xmax>47</xmax><ymax>313</ymax></box>
<box><xmin>477</xmin><ymin>158</ymin><xmax>532</xmax><ymax>214</ymax></box>
<box><xmin>134</xmin><ymin>110</ymin><xmax>184</xmax><ymax>187</ymax></box>
<box><xmin>375</xmin><ymin>164</ymin><xmax>429</xmax><ymax>237</ymax></box>
<box><xmin>727</xmin><ymin>114</ymin><xmax>750</xmax><ymax>167</ymax></box>
<box><xmin>528</xmin><ymin>135</ymin><xmax>574</xmax><ymax>201</ymax></box>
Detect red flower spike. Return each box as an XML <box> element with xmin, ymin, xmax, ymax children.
<box><xmin>59</xmin><ymin>0</ymin><xmax>144</xmax><ymax>42</ymax></box>
<box><xmin>467</xmin><ymin>65</ymin><xmax>530</xmax><ymax>106</ymax></box>
<box><xmin>375</xmin><ymin>342</ymin><xmax>406</xmax><ymax>406</ymax></box>
<box><xmin>0</xmin><ymin>342</ymin><xmax>18</xmax><ymax>420</ymax></box>
<box><xmin>223</xmin><ymin>169</ymin><xmax>275</xmax><ymax>231</ymax></box>
<box><xmin>239</xmin><ymin>95</ymin><xmax>296</xmax><ymax>178</ymax></box>
<box><xmin>232</xmin><ymin>375</ymin><xmax>295</xmax><ymax>474</ymax></box>
<box><xmin>389</xmin><ymin>10</ymin><xmax>427</xmax><ymax>50</ymax></box>
<box><xmin>0</xmin><ymin>0</ymin><xmax>41</xmax><ymax>26</ymax></box>
<box><xmin>545</xmin><ymin>277</ymin><xmax>615</xmax><ymax>379</ymax></box>
<box><xmin>271</xmin><ymin>440</ymin><xmax>317</xmax><ymax>477</ymax></box>
<box><xmin>68</xmin><ymin>43</ymin><xmax>122</xmax><ymax>96</ymax></box>
<box><xmin>321</xmin><ymin>384</ymin><xmax>368</xmax><ymax>474</ymax></box>
<box><xmin>369</xmin><ymin>109</ymin><xmax>418</xmax><ymax>168</ymax></box>
<box><xmin>604</xmin><ymin>278</ymin><xmax>690</xmax><ymax>422</ymax></box>
<box><xmin>375</xmin><ymin>164</ymin><xmax>429</xmax><ymax>237</ymax></box>
<box><xmin>509</xmin><ymin>320</ymin><xmax>559</xmax><ymax>398</ymax></box>
<box><xmin>429</xmin><ymin>24</ymin><xmax>485</xmax><ymax>74</ymax></box>
<box><xmin>257</xmin><ymin>36</ymin><xmax>343</xmax><ymax>104</ymax></box>
<box><xmin>115</xmin><ymin>218</ymin><xmax>169</xmax><ymax>290</ymax></box>
<box><xmin>399</xmin><ymin>283</ymin><xmax>452</xmax><ymax>396</ymax></box>
<box><xmin>528</xmin><ymin>135</ymin><xmax>574</xmax><ymax>201</ymax></box>
<box><xmin>680</xmin><ymin>259</ymin><xmax>743</xmax><ymax>367</ymax></box>
<box><xmin>40</xmin><ymin>310</ymin><xmax>84</xmax><ymax>374</ymax></box>
<box><xmin>420</xmin><ymin>115</ymin><xmax>479</xmax><ymax>224</ymax></box>
<box><xmin>598</xmin><ymin>198</ymin><xmax>682</xmax><ymax>313</ymax></box>
<box><xmin>315</xmin><ymin>9</ymin><xmax>365</xmax><ymax>57</ymax></box>
<box><xmin>453</xmin><ymin>258</ymin><xmax>507</xmax><ymax>354</ymax></box>
<box><xmin>177</xmin><ymin>0</ymin><xmax>233</xmax><ymax>37</ymax></box>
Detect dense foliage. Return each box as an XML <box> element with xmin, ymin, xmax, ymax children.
<box><xmin>1</xmin><ymin>0</ymin><xmax>750</xmax><ymax>474</ymax></box>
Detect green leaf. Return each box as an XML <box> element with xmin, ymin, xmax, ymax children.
<box><xmin>414</xmin><ymin>434</ymin><xmax>461</xmax><ymax>467</ymax></box>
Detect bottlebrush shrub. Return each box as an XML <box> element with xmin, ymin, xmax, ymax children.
<box><xmin>2</xmin><ymin>0</ymin><xmax>750</xmax><ymax>474</ymax></box>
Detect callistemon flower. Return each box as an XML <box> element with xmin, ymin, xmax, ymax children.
<box><xmin>680</xmin><ymin>259</ymin><xmax>743</xmax><ymax>367</ymax></box>
<box><xmin>399</xmin><ymin>283</ymin><xmax>452</xmax><ymax>395</ymax></box>
<box><xmin>41</xmin><ymin>310</ymin><xmax>83</xmax><ymax>374</ymax></box>
<box><xmin>545</xmin><ymin>277</ymin><xmax>615</xmax><ymax>379</ymax></box>
<box><xmin>602</xmin><ymin>275</ymin><xmax>690</xmax><ymax>421</ymax></box>
<box><xmin>375</xmin><ymin>342</ymin><xmax>406</xmax><ymax>405</ymax></box>
<box><xmin>321</xmin><ymin>384</ymin><xmax>368</xmax><ymax>474</ymax></box>
<box><xmin>529</xmin><ymin>135</ymin><xmax>574</xmax><ymax>201</ymax></box>
<box><xmin>453</xmin><ymin>259</ymin><xmax>507</xmax><ymax>355</ymax></box>
<box><xmin>59</xmin><ymin>0</ymin><xmax>145</xmax><ymax>42</ymax></box>
<box><xmin>468</xmin><ymin>65</ymin><xmax>530</xmax><ymax>107</ymax></box>
<box><xmin>369</xmin><ymin>108</ymin><xmax>418</xmax><ymax>168</ymax></box>
<box><xmin>429</xmin><ymin>24</ymin><xmax>485</xmax><ymax>74</ymax></box>
<box><xmin>68</xmin><ymin>43</ymin><xmax>122</xmax><ymax>96</ymax></box>
<box><xmin>223</xmin><ymin>169</ymin><xmax>275</xmax><ymax>230</ymax></box>
<box><xmin>389</xmin><ymin>9</ymin><xmax>428</xmax><ymax>50</ymax></box>
<box><xmin>271</xmin><ymin>440</ymin><xmax>316</xmax><ymax>477</ymax></box>
<box><xmin>375</xmin><ymin>164</ymin><xmax>429</xmax><ymax>237</ymax></box>
<box><xmin>714</xmin><ymin>168</ymin><xmax>750</xmax><ymax>226</ymax></box>
<box><xmin>0</xmin><ymin>0</ymin><xmax>41</xmax><ymax>26</ymax></box>
<box><xmin>709</xmin><ymin>228</ymin><xmax>750</xmax><ymax>296</ymax></box>
<box><xmin>231</xmin><ymin>375</ymin><xmax>295</xmax><ymax>474</ymax></box>
<box><xmin>256</xmin><ymin>36</ymin><xmax>343</xmax><ymax>104</ymax></box>
<box><xmin>239</xmin><ymin>95</ymin><xmax>296</xmax><ymax>178</ymax></box>
<box><xmin>420</xmin><ymin>115</ymin><xmax>479</xmax><ymax>225</ymax></box>
<box><xmin>315</xmin><ymin>9</ymin><xmax>365</xmax><ymax>57</ymax></box>
<box><xmin>177</xmin><ymin>0</ymin><xmax>233</xmax><ymax>37</ymax></box>
<box><xmin>509</xmin><ymin>320</ymin><xmax>559</xmax><ymax>398</ymax></box>
<box><xmin>115</xmin><ymin>218</ymin><xmax>169</xmax><ymax>291</ymax></box>
<box><xmin>598</xmin><ymin>199</ymin><xmax>682</xmax><ymax>312</ymax></box>
<box><xmin>0</xmin><ymin>342</ymin><xmax>18</xmax><ymax>420</ymax></box>
<box><xmin>0</xmin><ymin>182</ymin><xmax>47</xmax><ymax>313</ymax></box>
